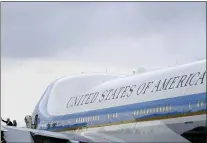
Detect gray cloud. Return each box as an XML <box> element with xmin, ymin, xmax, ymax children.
<box><xmin>1</xmin><ymin>2</ymin><xmax>206</xmax><ymax>67</ymax></box>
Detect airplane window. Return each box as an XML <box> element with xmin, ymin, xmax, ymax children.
<box><xmin>116</xmin><ymin>113</ymin><xmax>118</xmax><ymax>118</ymax></box>
<box><xmin>163</xmin><ymin>106</ymin><xmax>165</xmax><ymax>112</ymax></box>
<box><xmin>143</xmin><ymin>109</ymin><xmax>145</xmax><ymax>114</ymax></box>
<box><xmin>156</xmin><ymin>107</ymin><xmax>159</xmax><ymax>112</ymax></box>
<box><xmin>97</xmin><ymin>116</ymin><xmax>100</xmax><ymax>120</ymax></box>
<box><xmin>169</xmin><ymin>105</ymin><xmax>172</xmax><ymax>111</ymax></box>
<box><xmin>197</xmin><ymin>101</ymin><xmax>200</xmax><ymax>107</ymax></box>
<box><xmin>189</xmin><ymin>102</ymin><xmax>192</xmax><ymax>109</ymax></box>
<box><xmin>134</xmin><ymin>111</ymin><xmax>136</xmax><ymax>115</ymax></box>
<box><xmin>166</xmin><ymin>105</ymin><xmax>168</xmax><ymax>111</ymax></box>
<box><xmin>146</xmin><ymin>109</ymin><xmax>149</xmax><ymax>114</ymax></box>
<box><xmin>160</xmin><ymin>107</ymin><xmax>162</xmax><ymax>112</ymax></box>
<box><xmin>200</xmin><ymin>101</ymin><xmax>203</xmax><ymax>107</ymax></box>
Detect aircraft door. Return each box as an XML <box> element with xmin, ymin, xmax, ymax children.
<box><xmin>33</xmin><ymin>114</ymin><xmax>40</xmax><ymax>129</ymax></box>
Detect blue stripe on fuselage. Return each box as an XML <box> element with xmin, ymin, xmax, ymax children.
<box><xmin>37</xmin><ymin>92</ymin><xmax>206</xmax><ymax>131</ymax></box>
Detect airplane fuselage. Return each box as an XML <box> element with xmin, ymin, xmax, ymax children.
<box><xmin>31</xmin><ymin>60</ymin><xmax>206</xmax><ymax>141</ymax></box>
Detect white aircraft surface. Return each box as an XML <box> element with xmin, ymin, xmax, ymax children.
<box><xmin>2</xmin><ymin>59</ymin><xmax>206</xmax><ymax>143</ymax></box>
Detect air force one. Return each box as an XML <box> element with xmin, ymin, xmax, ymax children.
<box><xmin>2</xmin><ymin>59</ymin><xmax>206</xmax><ymax>143</ymax></box>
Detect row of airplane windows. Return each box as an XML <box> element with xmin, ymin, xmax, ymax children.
<box><xmin>75</xmin><ymin>100</ymin><xmax>205</xmax><ymax>124</ymax></box>
<box><xmin>76</xmin><ymin>115</ymin><xmax>100</xmax><ymax>123</ymax></box>
<box><xmin>196</xmin><ymin>100</ymin><xmax>204</xmax><ymax>107</ymax></box>
<box><xmin>189</xmin><ymin>100</ymin><xmax>204</xmax><ymax>109</ymax></box>
<box><xmin>76</xmin><ymin>113</ymin><xmax>119</xmax><ymax>123</ymax></box>
<box><xmin>133</xmin><ymin>105</ymin><xmax>172</xmax><ymax>116</ymax></box>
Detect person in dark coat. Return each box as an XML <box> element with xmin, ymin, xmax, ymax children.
<box><xmin>1</xmin><ymin>130</ymin><xmax>7</xmax><ymax>143</ymax></box>
<box><xmin>1</xmin><ymin>118</ymin><xmax>13</xmax><ymax>126</ymax></box>
<box><xmin>13</xmin><ymin>120</ymin><xmax>17</xmax><ymax>127</ymax></box>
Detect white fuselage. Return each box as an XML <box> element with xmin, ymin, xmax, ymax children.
<box><xmin>32</xmin><ymin>60</ymin><xmax>206</xmax><ymax>141</ymax></box>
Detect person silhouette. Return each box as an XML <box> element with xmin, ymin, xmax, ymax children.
<box><xmin>2</xmin><ymin>118</ymin><xmax>13</xmax><ymax>126</ymax></box>
<box><xmin>13</xmin><ymin>120</ymin><xmax>17</xmax><ymax>127</ymax></box>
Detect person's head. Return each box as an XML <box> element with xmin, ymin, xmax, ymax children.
<box><xmin>13</xmin><ymin>120</ymin><xmax>17</xmax><ymax>126</ymax></box>
<box><xmin>7</xmin><ymin>118</ymin><xmax>10</xmax><ymax>122</ymax></box>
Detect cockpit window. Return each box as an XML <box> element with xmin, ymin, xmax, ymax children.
<box><xmin>37</xmin><ymin>82</ymin><xmax>55</xmax><ymax>114</ymax></box>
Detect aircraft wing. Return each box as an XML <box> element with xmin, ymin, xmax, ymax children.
<box><xmin>1</xmin><ymin>123</ymin><xmax>191</xmax><ymax>143</ymax></box>
<box><xmin>79</xmin><ymin>121</ymin><xmax>191</xmax><ymax>143</ymax></box>
<box><xmin>1</xmin><ymin>125</ymin><xmax>91</xmax><ymax>143</ymax></box>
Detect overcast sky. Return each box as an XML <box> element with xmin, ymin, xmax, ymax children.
<box><xmin>1</xmin><ymin>2</ymin><xmax>206</xmax><ymax>127</ymax></box>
